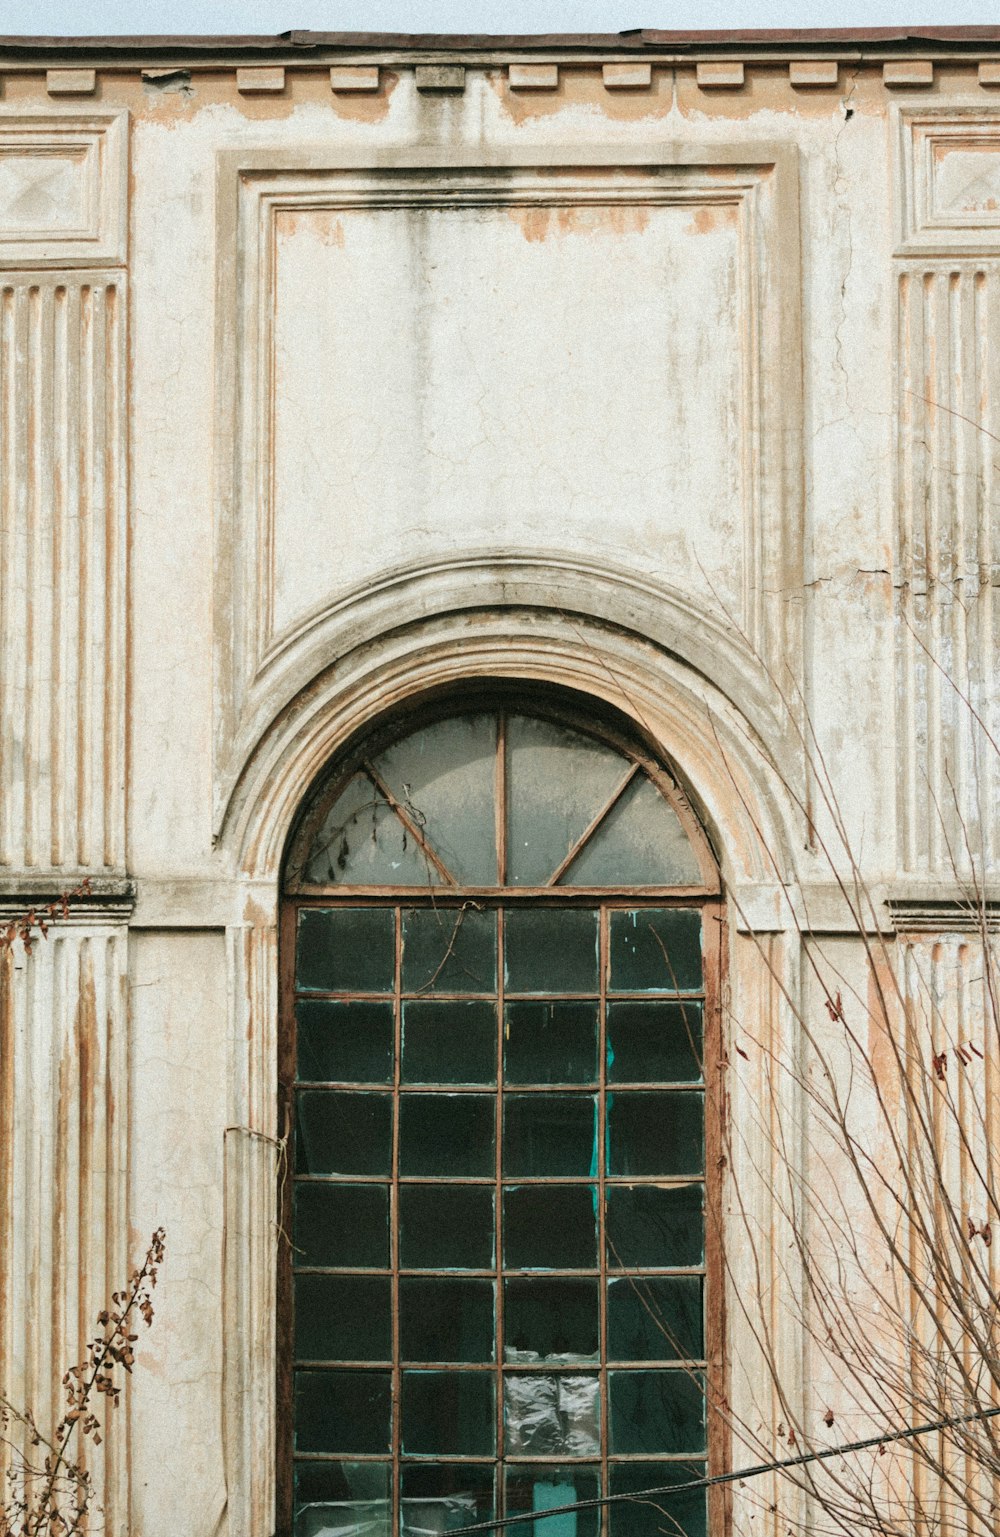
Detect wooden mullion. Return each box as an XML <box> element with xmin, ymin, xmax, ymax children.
<box><xmin>546</xmin><ymin>763</ymin><xmax>640</xmax><ymax>887</ymax></box>
<box><xmin>363</xmin><ymin>760</ymin><xmax>458</xmax><ymax>886</ymax></box>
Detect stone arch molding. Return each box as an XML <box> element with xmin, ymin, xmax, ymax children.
<box><xmin>219</xmin><ymin>553</ymin><xmax>806</xmax><ymax>892</ymax></box>
<box><xmin>217</xmin><ymin>570</ymin><xmax>810</xmax><ymax>1535</ymax></box>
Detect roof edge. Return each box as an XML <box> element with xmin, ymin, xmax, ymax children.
<box><xmin>4</xmin><ymin>27</ymin><xmax>1000</xmax><ymax>57</ymax></box>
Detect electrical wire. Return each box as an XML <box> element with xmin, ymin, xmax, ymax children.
<box><xmin>446</xmin><ymin>1402</ymin><xmax>1000</xmax><ymax>1534</ymax></box>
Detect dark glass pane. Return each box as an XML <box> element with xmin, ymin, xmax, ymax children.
<box><xmin>298</xmin><ymin>775</ymin><xmax>435</xmax><ymax>888</ymax></box>
<box><xmin>506</xmin><ymin>712</ymin><xmax>630</xmax><ymax>887</ymax></box>
<box><xmin>372</xmin><ymin>712</ymin><xmax>499</xmax><ymax>886</ymax></box>
<box><xmin>295</xmin><ymin>999</ymin><xmax>394</xmax><ymax>1083</ymax></box>
<box><xmin>295</xmin><ymin>1091</ymin><xmax>392</xmax><ymax>1176</ymax></box>
<box><xmin>293</xmin><ymin>1182</ymin><xmax>389</xmax><ymax>1269</ymax></box>
<box><xmin>503</xmin><ymin>1185</ymin><xmax>597</xmax><ymax>1271</ymax></box>
<box><xmin>504</xmin><ymin>1466</ymin><xmax>601</xmax><ymax>1537</ymax></box>
<box><xmin>293</xmin><ymin>1461</ymin><xmax>390</xmax><ymax>1537</ymax></box>
<box><xmin>504</xmin><ymin>908</ymin><xmax>599</xmax><ymax>995</ymax></box>
<box><xmin>608</xmin><ymin>1370</ymin><xmax>706</xmax><ymax>1455</ymax></box>
<box><xmin>400</xmin><ymin>1464</ymin><xmax>495</xmax><ymax>1536</ymax></box>
<box><xmin>296</xmin><ymin>907</ymin><xmax>395</xmax><ymax>993</ymax></box>
<box><xmin>400</xmin><ymin>1279</ymin><xmax>495</xmax><ymax>1362</ymax></box>
<box><xmin>504</xmin><ymin>1374</ymin><xmax>600</xmax><ymax>1457</ymax></box>
<box><xmin>606</xmin><ymin>1184</ymin><xmax>705</xmax><ymax>1270</ymax></box>
<box><xmin>609</xmin><ymin>910</ymin><xmax>702</xmax><ymax>994</ymax></box>
<box><xmin>295</xmin><ymin>1274</ymin><xmax>391</xmax><ymax>1362</ymax></box>
<box><xmin>607</xmin><ymin>1093</ymin><xmax>704</xmax><ymax>1178</ymax></box>
<box><xmin>606</xmin><ymin>1002</ymin><xmax>703</xmax><ymax>1084</ymax></box>
<box><xmin>504</xmin><ymin>1095</ymin><xmax>597</xmax><ymax>1178</ymax></box>
<box><xmin>504</xmin><ymin>1279</ymin><xmax>599</xmax><ymax>1363</ymax></box>
<box><xmin>400</xmin><ymin>1185</ymin><xmax>495</xmax><ymax>1270</ymax></box>
<box><xmin>608</xmin><ymin>1462</ymin><xmax>706</xmax><ymax>1537</ymax></box>
<box><xmin>402</xmin><ymin>1001</ymin><xmax>497</xmax><ymax>1085</ymax></box>
<box><xmin>294</xmin><ymin>1370</ymin><xmax>391</xmax><ymax>1454</ymax></box>
<box><xmin>504</xmin><ymin>1003</ymin><xmax>598</xmax><ymax>1086</ymax></box>
<box><xmin>399</xmin><ymin>1094</ymin><xmax>495</xmax><ymax>1178</ymax></box>
<box><xmin>401</xmin><ymin>907</ymin><xmax>497</xmax><ymax>994</ymax></box>
<box><xmin>607</xmin><ymin>1277</ymin><xmax>704</xmax><ymax>1361</ymax></box>
<box><xmin>561</xmin><ymin>774</ymin><xmax>702</xmax><ymax>888</ymax></box>
<box><xmin>401</xmin><ymin>1372</ymin><xmax>496</xmax><ymax>1456</ymax></box>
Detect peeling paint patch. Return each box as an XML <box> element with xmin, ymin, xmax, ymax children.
<box><xmin>508</xmin><ymin>203</ymin><xmax>651</xmax><ymax>243</ymax></box>
<box><xmin>142</xmin><ymin>69</ymin><xmax>194</xmax><ymax>98</ymax></box>
<box><xmin>275</xmin><ymin>208</ymin><xmax>345</xmax><ymax>248</ymax></box>
<box><xmin>688</xmin><ymin>203</ymin><xmax>740</xmax><ymax>236</ymax></box>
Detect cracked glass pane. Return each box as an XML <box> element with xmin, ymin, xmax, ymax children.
<box><xmin>372</xmin><ymin>713</ymin><xmax>498</xmax><ymax>885</ymax></box>
<box><xmin>606</xmin><ymin>1001</ymin><xmax>703</xmax><ymax>1085</ymax></box>
<box><xmin>608</xmin><ymin>1462</ymin><xmax>706</xmax><ymax>1537</ymax></box>
<box><xmin>504</xmin><ymin>1278</ymin><xmax>600</xmax><ymax>1364</ymax></box>
<box><xmin>506</xmin><ymin>714</ymin><xmax>631</xmax><ymax>886</ymax></box>
<box><xmin>401</xmin><ymin>1371</ymin><xmax>496</xmax><ymax>1457</ymax></box>
<box><xmin>399</xmin><ymin>1184</ymin><xmax>495</xmax><ymax>1270</ymax></box>
<box><xmin>293</xmin><ymin>1461</ymin><xmax>391</xmax><ymax>1537</ymax></box>
<box><xmin>561</xmin><ymin>775</ymin><xmax>702</xmax><ymax>888</ymax></box>
<box><xmin>608</xmin><ymin>1370</ymin><xmax>706</xmax><ymax>1456</ymax></box>
<box><xmin>296</xmin><ymin>907</ymin><xmax>395</xmax><ymax>994</ymax></box>
<box><xmin>504</xmin><ymin>1466</ymin><xmax>601</xmax><ymax>1537</ymax></box>
<box><xmin>300</xmin><ymin>774</ymin><xmax>436</xmax><ymax>887</ymax></box>
<box><xmin>401</xmin><ymin>907</ymin><xmax>497</xmax><ymax>994</ymax></box>
<box><xmin>401</xmin><ymin>1000</ymin><xmax>497</xmax><ymax>1085</ymax></box>
<box><xmin>504</xmin><ymin>1003</ymin><xmax>599</xmax><ymax>1086</ymax></box>
<box><xmin>400</xmin><ymin>1464</ymin><xmax>495</xmax><ymax>1536</ymax></box>
<box><xmin>504</xmin><ymin>1374</ymin><xmax>600</xmax><ymax>1457</ymax></box>
<box><xmin>606</xmin><ymin>1184</ymin><xmax>705</xmax><ymax>1270</ymax></box>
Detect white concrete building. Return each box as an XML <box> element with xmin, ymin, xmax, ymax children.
<box><xmin>0</xmin><ymin>25</ymin><xmax>998</xmax><ymax>1537</ymax></box>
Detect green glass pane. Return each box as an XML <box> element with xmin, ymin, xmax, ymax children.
<box><xmin>299</xmin><ymin>774</ymin><xmax>437</xmax><ymax>887</ymax></box>
<box><xmin>296</xmin><ymin>999</ymin><xmax>394</xmax><ymax>1083</ymax></box>
<box><xmin>506</xmin><ymin>713</ymin><xmax>631</xmax><ymax>887</ymax></box>
<box><xmin>504</xmin><ymin>1466</ymin><xmax>601</xmax><ymax>1537</ymax></box>
<box><xmin>296</xmin><ymin>907</ymin><xmax>395</xmax><ymax>993</ymax></box>
<box><xmin>503</xmin><ymin>1185</ymin><xmax>597</xmax><ymax>1271</ymax></box>
<box><xmin>400</xmin><ymin>1464</ymin><xmax>495</xmax><ymax>1536</ymax></box>
<box><xmin>504</xmin><ymin>1095</ymin><xmax>597</xmax><ymax>1178</ymax></box>
<box><xmin>504</xmin><ymin>1374</ymin><xmax>600</xmax><ymax>1457</ymax></box>
<box><xmin>293</xmin><ymin>1461</ymin><xmax>391</xmax><ymax>1537</ymax></box>
<box><xmin>399</xmin><ymin>1094</ymin><xmax>496</xmax><ymax>1177</ymax></box>
<box><xmin>294</xmin><ymin>1370</ymin><xmax>391</xmax><ymax>1454</ymax></box>
<box><xmin>606</xmin><ymin>1185</ymin><xmax>704</xmax><ymax>1270</ymax></box>
<box><xmin>399</xmin><ymin>1185</ymin><xmax>495</xmax><ymax>1269</ymax></box>
<box><xmin>402</xmin><ymin>908</ymin><xmax>497</xmax><ymax>994</ymax></box>
<box><xmin>504</xmin><ymin>1003</ymin><xmax>599</xmax><ymax>1086</ymax></box>
<box><xmin>402</xmin><ymin>1001</ymin><xmax>497</xmax><ymax>1085</ymax></box>
<box><xmin>295</xmin><ymin>1091</ymin><xmax>392</xmax><ymax>1176</ymax></box>
<box><xmin>607</xmin><ymin>1093</ymin><xmax>704</xmax><ymax>1178</ymax></box>
<box><xmin>504</xmin><ymin>1279</ymin><xmax>599</xmax><ymax>1363</ymax></box>
<box><xmin>295</xmin><ymin>1274</ymin><xmax>391</xmax><ymax>1362</ymax></box>
<box><xmin>560</xmin><ymin>775</ymin><xmax>702</xmax><ymax>888</ymax></box>
<box><xmin>400</xmin><ymin>1278</ymin><xmax>495</xmax><ymax>1362</ymax></box>
<box><xmin>608</xmin><ymin>1463</ymin><xmax>706</xmax><ymax>1537</ymax></box>
<box><xmin>607</xmin><ymin>1277</ymin><xmax>704</xmax><ymax>1361</ymax></box>
<box><xmin>401</xmin><ymin>1372</ymin><xmax>496</xmax><ymax>1457</ymax></box>
<box><xmin>504</xmin><ymin>909</ymin><xmax>599</xmax><ymax>994</ymax></box>
<box><xmin>372</xmin><ymin>713</ymin><xmax>499</xmax><ymax>885</ymax></box>
<box><xmin>608</xmin><ymin>910</ymin><xmax>702</xmax><ymax>994</ymax></box>
<box><xmin>608</xmin><ymin>1370</ymin><xmax>706</xmax><ymax>1455</ymax></box>
<box><xmin>606</xmin><ymin>1002</ymin><xmax>703</xmax><ymax>1084</ymax></box>
<box><xmin>293</xmin><ymin>1182</ymin><xmax>389</xmax><ymax>1268</ymax></box>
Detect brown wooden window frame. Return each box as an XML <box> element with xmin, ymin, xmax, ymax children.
<box><xmin>277</xmin><ymin>687</ymin><xmax>729</xmax><ymax>1537</ymax></box>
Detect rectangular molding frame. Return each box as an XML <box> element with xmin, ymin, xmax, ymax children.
<box><xmin>212</xmin><ymin>141</ymin><xmax>804</xmax><ymax>833</ymax></box>
<box><xmin>0</xmin><ymin>108</ymin><xmax>127</xmax><ymax>268</ymax></box>
<box><xmin>893</xmin><ymin>105</ymin><xmax>1000</xmax><ymax>876</ymax></box>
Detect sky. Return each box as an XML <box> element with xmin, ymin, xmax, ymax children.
<box><xmin>4</xmin><ymin>2</ymin><xmax>1000</xmax><ymax>38</ymax></box>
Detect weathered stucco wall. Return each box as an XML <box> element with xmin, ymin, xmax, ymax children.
<box><xmin>0</xmin><ymin>37</ymin><xmax>998</xmax><ymax>1536</ymax></box>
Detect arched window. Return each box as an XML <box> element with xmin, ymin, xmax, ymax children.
<box><xmin>279</xmin><ymin>690</ymin><xmax>723</xmax><ymax>1537</ymax></box>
